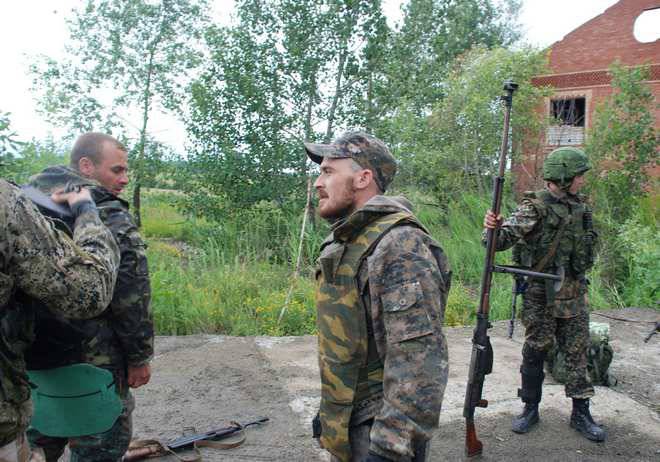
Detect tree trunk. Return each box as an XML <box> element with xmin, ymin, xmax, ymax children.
<box><xmin>324</xmin><ymin>45</ymin><xmax>348</xmax><ymax>143</ymax></box>
<box><xmin>304</xmin><ymin>76</ymin><xmax>317</xmax><ymax>229</ymax></box>
<box><xmin>132</xmin><ymin>45</ymin><xmax>156</xmax><ymax>228</ymax></box>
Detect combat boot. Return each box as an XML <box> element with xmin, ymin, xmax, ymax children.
<box><xmin>512</xmin><ymin>349</ymin><xmax>545</xmax><ymax>434</ymax></box>
<box><xmin>512</xmin><ymin>402</ymin><xmax>539</xmax><ymax>433</ymax></box>
<box><xmin>570</xmin><ymin>398</ymin><xmax>607</xmax><ymax>442</ymax></box>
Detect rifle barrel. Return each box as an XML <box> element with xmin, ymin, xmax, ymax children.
<box><xmin>464</xmin><ymin>80</ymin><xmax>518</xmax><ymax>458</ymax></box>
<box><xmin>493</xmin><ymin>265</ymin><xmax>561</xmax><ymax>280</ymax></box>
<box><xmin>167</xmin><ymin>418</ymin><xmax>269</xmax><ymax>450</ymax></box>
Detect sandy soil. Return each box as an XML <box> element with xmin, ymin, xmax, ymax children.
<box><xmin>129</xmin><ymin>308</ymin><xmax>660</xmax><ymax>461</ymax></box>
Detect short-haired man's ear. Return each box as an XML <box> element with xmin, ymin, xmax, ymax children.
<box><xmin>78</xmin><ymin>157</ymin><xmax>95</xmax><ymax>176</ymax></box>
<box><xmin>356</xmin><ymin>168</ymin><xmax>374</xmax><ymax>190</ymax></box>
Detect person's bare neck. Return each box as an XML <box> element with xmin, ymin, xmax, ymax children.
<box><xmin>352</xmin><ymin>189</ymin><xmax>380</xmax><ymax>212</ymax></box>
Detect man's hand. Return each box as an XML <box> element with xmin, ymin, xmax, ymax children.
<box><xmin>51</xmin><ymin>187</ymin><xmax>92</xmax><ymax>207</ymax></box>
<box><xmin>483</xmin><ymin>210</ymin><xmax>503</xmax><ymax>230</ymax></box>
<box><xmin>127</xmin><ymin>364</ymin><xmax>151</xmax><ymax>388</ymax></box>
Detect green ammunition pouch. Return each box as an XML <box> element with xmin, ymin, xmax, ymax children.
<box><xmin>27</xmin><ymin>363</ymin><xmax>122</xmax><ymax>437</ymax></box>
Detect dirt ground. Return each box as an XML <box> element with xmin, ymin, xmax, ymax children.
<box><xmin>130</xmin><ymin>308</ymin><xmax>660</xmax><ymax>461</ymax></box>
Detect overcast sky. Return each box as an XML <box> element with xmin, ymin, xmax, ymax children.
<box><xmin>0</xmin><ymin>0</ymin><xmax>655</xmax><ymax>151</ymax></box>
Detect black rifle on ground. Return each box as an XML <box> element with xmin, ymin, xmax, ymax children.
<box><xmin>122</xmin><ymin>417</ymin><xmax>269</xmax><ymax>461</ymax></box>
<box><xmin>168</xmin><ymin>417</ymin><xmax>269</xmax><ymax>450</ymax></box>
<box><xmin>644</xmin><ymin>322</ymin><xmax>659</xmax><ymax>343</ymax></box>
<box><xmin>463</xmin><ymin>81</ymin><xmax>562</xmax><ymax>458</ymax></box>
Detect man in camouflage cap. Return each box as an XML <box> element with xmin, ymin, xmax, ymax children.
<box><xmin>24</xmin><ymin>133</ymin><xmax>153</xmax><ymax>462</ymax></box>
<box><xmin>305</xmin><ymin>131</ymin><xmax>451</xmax><ymax>461</ymax></box>
<box><xmin>0</xmin><ymin>180</ymin><xmax>119</xmax><ymax>462</ymax></box>
<box><xmin>484</xmin><ymin>146</ymin><xmax>606</xmax><ymax>442</ymax></box>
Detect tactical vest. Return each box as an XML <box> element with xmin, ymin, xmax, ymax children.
<box><xmin>513</xmin><ymin>190</ymin><xmax>595</xmax><ymax>317</ymax></box>
<box><xmin>316</xmin><ymin>211</ymin><xmax>425</xmax><ymax>461</ymax></box>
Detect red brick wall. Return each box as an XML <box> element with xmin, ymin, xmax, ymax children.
<box><xmin>514</xmin><ymin>0</ymin><xmax>660</xmax><ymax>195</ymax></box>
<box><xmin>547</xmin><ymin>0</ymin><xmax>660</xmax><ymax>73</ymax></box>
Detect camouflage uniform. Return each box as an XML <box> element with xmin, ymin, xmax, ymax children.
<box><xmin>21</xmin><ymin>166</ymin><xmax>153</xmax><ymax>462</ymax></box>
<box><xmin>491</xmin><ymin>188</ymin><xmax>596</xmax><ymax>399</ymax></box>
<box><xmin>0</xmin><ymin>179</ymin><xmax>119</xmax><ymax>461</ymax></box>
<box><xmin>316</xmin><ymin>196</ymin><xmax>451</xmax><ymax>462</ymax></box>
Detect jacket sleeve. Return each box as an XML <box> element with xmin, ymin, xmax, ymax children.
<box><xmin>2</xmin><ymin>182</ymin><xmax>119</xmax><ymax>318</ymax></box>
<box><xmin>482</xmin><ymin>199</ymin><xmax>543</xmax><ymax>251</ymax></box>
<box><xmin>366</xmin><ymin>225</ymin><xmax>450</xmax><ymax>461</ymax></box>
<box><xmin>102</xmin><ymin>207</ymin><xmax>154</xmax><ymax>366</ymax></box>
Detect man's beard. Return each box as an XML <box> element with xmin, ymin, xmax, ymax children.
<box><xmin>318</xmin><ymin>178</ymin><xmax>357</xmax><ymax>222</ymax></box>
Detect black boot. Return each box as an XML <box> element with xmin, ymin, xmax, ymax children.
<box><xmin>512</xmin><ymin>350</ymin><xmax>545</xmax><ymax>434</ymax></box>
<box><xmin>570</xmin><ymin>399</ymin><xmax>607</xmax><ymax>442</ymax></box>
<box><xmin>512</xmin><ymin>402</ymin><xmax>539</xmax><ymax>433</ymax></box>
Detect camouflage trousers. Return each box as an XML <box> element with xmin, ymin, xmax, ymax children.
<box><xmin>521</xmin><ymin>283</ymin><xmax>594</xmax><ymax>399</ymax></box>
<box><xmin>27</xmin><ymin>391</ymin><xmax>134</xmax><ymax>462</ymax></box>
<box><xmin>0</xmin><ymin>433</ymin><xmax>30</xmax><ymax>462</ymax></box>
<box><xmin>326</xmin><ymin>419</ymin><xmax>430</xmax><ymax>462</ymax></box>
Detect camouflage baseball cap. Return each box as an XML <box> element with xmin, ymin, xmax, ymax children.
<box><xmin>304</xmin><ymin>131</ymin><xmax>397</xmax><ymax>192</ymax></box>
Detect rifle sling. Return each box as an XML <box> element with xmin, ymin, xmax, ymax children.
<box><xmin>530</xmin><ymin>216</ymin><xmax>568</xmax><ymax>274</ymax></box>
<box><xmin>123</xmin><ymin>427</ymin><xmax>246</xmax><ymax>462</ymax></box>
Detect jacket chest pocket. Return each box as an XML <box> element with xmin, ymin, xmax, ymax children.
<box><xmin>381</xmin><ymin>281</ymin><xmax>433</xmax><ymax>343</ymax></box>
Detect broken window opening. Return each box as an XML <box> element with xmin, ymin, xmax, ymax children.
<box><xmin>551</xmin><ymin>98</ymin><xmax>586</xmax><ymax>127</ymax></box>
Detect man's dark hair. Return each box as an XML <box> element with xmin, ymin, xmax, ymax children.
<box><xmin>70</xmin><ymin>132</ymin><xmax>127</xmax><ymax>169</ymax></box>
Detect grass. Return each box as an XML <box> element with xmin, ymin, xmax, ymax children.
<box><xmin>141</xmin><ymin>188</ymin><xmax>652</xmax><ymax>336</ymax></box>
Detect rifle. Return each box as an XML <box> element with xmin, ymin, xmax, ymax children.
<box><xmin>508</xmin><ymin>276</ymin><xmax>523</xmax><ymax>339</ymax></box>
<box><xmin>168</xmin><ymin>417</ymin><xmax>269</xmax><ymax>450</ymax></box>
<box><xmin>463</xmin><ymin>81</ymin><xmax>562</xmax><ymax>457</ymax></box>
<box><xmin>122</xmin><ymin>418</ymin><xmax>269</xmax><ymax>461</ymax></box>
<box><xmin>644</xmin><ymin>322</ymin><xmax>659</xmax><ymax>343</ymax></box>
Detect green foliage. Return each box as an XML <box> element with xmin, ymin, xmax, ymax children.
<box><xmin>144</xmin><ymin>190</ymin><xmax>546</xmax><ymax>335</ymax></box>
<box><xmin>615</xmin><ymin>215</ymin><xmax>659</xmax><ymax>308</ymax></box>
<box><xmin>186</xmin><ymin>0</ymin><xmax>389</xmax><ymax>211</ymax></box>
<box><xmin>378</xmin><ymin>0</ymin><xmax>521</xmax><ymax>116</ymax></box>
<box><xmin>0</xmin><ymin>112</ymin><xmax>25</xmax><ymax>177</ymax></box>
<box><xmin>585</xmin><ymin>63</ymin><xmax>658</xmax><ymax>221</ymax></box>
<box><xmin>583</xmin><ymin>63</ymin><xmax>659</xmax><ymax>308</ymax></box>
<box><xmin>0</xmin><ymin>124</ymin><xmax>68</xmax><ymax>184</ymax></box>
<box><xmin>405</xmin><ymin>46</ymin><xmax>550</xmax><ymax>201</ymax></box>
<box><xmin>30</xmin><ymin>0</ymin><xmax>210</xmax><ymax>224</ymax></box>
<box><xmin>149</xmin><ymin>240</ymin><xmax>317</xmax><ymax>336</ymax></box>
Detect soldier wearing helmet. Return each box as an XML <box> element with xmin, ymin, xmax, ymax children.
<box><xmin>483</xmin><ymin>147</ymin><xmax>605</xmax><ymax>442</ymax></box>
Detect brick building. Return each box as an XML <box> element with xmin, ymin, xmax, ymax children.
<box><xmin>513</xmin><ymin>0</ymin><xmax>660</xmax><ymax>193</ymax></box>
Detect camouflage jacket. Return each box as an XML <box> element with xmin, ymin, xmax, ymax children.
<box><xmin>319</xmin><ymin>196</ymin><xmax>451</xmax><ymax>461</ymax></box>
<box><xmin>0</xmin><ymin>179</ymin><xmax>119</xmax><ymax>446</ymax></box>
<box><xmin>24</xmin><ymin>166</ymin><xmax>153</xmax><ymax>375</ymax></box>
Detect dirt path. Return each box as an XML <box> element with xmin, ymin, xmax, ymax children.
<box><xmin>132</xmin><ymin>309</ymin><xmax>660</xmax><ymax>461</ymax></box>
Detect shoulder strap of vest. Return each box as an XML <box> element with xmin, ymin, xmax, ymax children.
<box><xmin>359</xmin><ymin>211</ymin><xmax>425</xmax><ymax>265</ymax></box>
<box><xmin>523</xmin><ymin>190</ymin><xmax>548</xmax><ymax>218</ymax></box>
<box><xmin>531</xmin><ymin>200</ymin><xmax>570</xmax><ymax>272</ymax></box>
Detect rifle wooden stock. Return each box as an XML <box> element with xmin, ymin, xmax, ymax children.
<box><xmin>463</xmin><ymin>80</ymin><xmax>518</xmax><ymax>457</ymax></box>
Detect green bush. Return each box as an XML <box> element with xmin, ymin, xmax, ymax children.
<box><xmin>616</xmin><ymin>217</ymin><xmax>659</xmax><ymax>308</ymax></box>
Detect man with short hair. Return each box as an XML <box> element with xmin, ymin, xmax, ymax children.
<box><xmin>484</xmin><ymin>147</ymin><xmax>606</xmax><ymax>442</ymax></box>
<box><xmin>25</xmin><ymin>132</ymin><xmax>153</xmax><ymax>461</ymax></box>
<box><xmin>0</xmin><ymin>180</ymin><xmax>119</xmax><ymax>462</ymax></box>
<box><xmin>306</xmin><ymin>131</ymin><xmax>451</xmax><ymax>462</ymax></box>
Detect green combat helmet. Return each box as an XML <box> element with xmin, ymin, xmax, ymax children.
<box><xmin>543</xmin><ymin>147</ymin><xmax>591</xmax><ymax>188</ymax></box>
